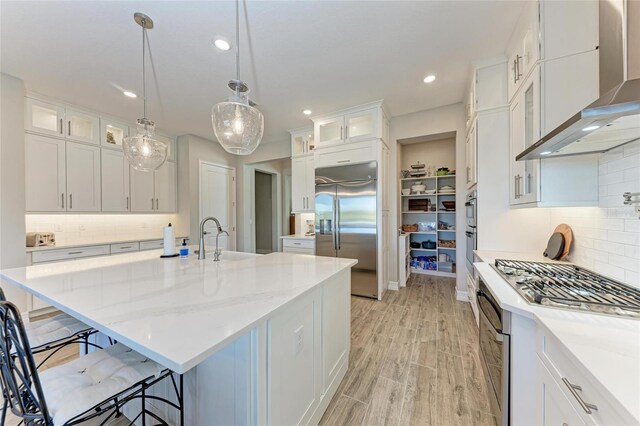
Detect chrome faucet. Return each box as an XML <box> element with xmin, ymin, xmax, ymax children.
<box><xmin>198</xmin><ymin>217</ymin><xmax>230</xmax><ymax>261</ymax></box>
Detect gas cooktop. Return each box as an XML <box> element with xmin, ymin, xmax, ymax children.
<box><xmin>492</xmin><ymin>259</ymin><xmax>640</xmax><ymax>319</ymax></box>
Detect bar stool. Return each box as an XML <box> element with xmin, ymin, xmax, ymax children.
<box><xmin>0</xmin><ymin>288</ymin><xmax>99</xmax><ymax>367</ymax></box>
<box><xmin>0</xmin><ymin>301</ymin><xmax>183</xmax><ymax>425</ymax></box>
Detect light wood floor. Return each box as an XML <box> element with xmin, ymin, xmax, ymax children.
<box><xmin>320</xmin><ymin>274</ymin><xmax>498</xmax><ymax>426</ymax></box>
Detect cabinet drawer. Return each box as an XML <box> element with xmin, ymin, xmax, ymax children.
<box><xmin>282</xmin><ymin>238</ymin><xmax>315</xmax><ymax>250</ymax></box>
<box><xmin>139</xmin><ymin>239</ymin><xmax>164</xmax><ymax>251</ymax></box>
<box><xmin>537</xmin><ymin>328</ymin><xmax>633</xmax><ymax>425</ymax></box>
<box><xmin>283</xmin><ymin>247</ymin><xmax>315</xmax><ymax>255</ymax></box>
<box><xmin>110</xmin><ymin>242</ymin><xmax>140</xmax><ymax>254</ymax></box>
<box><xmin>31</xmin><ymin>245</ymin><xmax>110</xmax><ymax>263</ymax></box>
<box><xmin>315</xmin><ymin>141</ymin><xmax>376</xmax><ymax>168</ymax></box>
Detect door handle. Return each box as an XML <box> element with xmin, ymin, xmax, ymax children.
<box><xmin>156</xmin><ymin>198</ymin><xmax>159</xmax><ymax>210</ymax></box>
<box><xmin>68</xmin><ymin>120</ymin><xmax>71</xmax><ymax>136</ymax></box>
<box><xmin>151</xmin><ymin>198</ymin><xmax>154</xmax><ymax>210</ymax></box>
<box><xmin>69</xmin><ymin>193</ymin><xmax>72</xmax><ymax>209</ymax></box>
<box><xmin>59</xmin><ymin>118</ymin><xmax>63</xmax><ymax>134</ymax></box>
<box><xmin>61</xmin><ymin>193</ymin><xmax>65</xmax><ymax>209</ymax></box>
<box><xmin>126</xmin><ymin>196</ymin><xmax>129</xmax><ymax>210</ymax></box>
<box><xmin>562</xmin><ymin>378</ymin><xmax>598</xmax><ymax>414</ymax></box>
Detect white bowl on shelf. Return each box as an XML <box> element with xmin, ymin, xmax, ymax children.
<box><xmin>411</xmin><ymin>184</ymin><xmax>426</xmax><ymax>193</ymax></box>
<box><xmin>402</xmin><ymin>189</ymin><xmax>411</xmax><ymax>196</ymax></box>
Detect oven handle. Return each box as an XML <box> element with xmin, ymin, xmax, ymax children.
<box><xmin>465</xmin><ymin>231</ymin><xmax>474</xmax><ymax>238</ymax></box>
<box><xmin>465</xmin><ymin>201</ymin><xmax>474</xmax><ymax>206</ymax></box>
<box><xmin>478</xmin><ymin>299</ymin><xmax>505</xmax><ymax>342</ymax></box>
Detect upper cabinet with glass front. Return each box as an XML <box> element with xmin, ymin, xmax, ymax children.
<box><xmin>100</xmin><ymin>119</ymin><xmax>129</xmax><ymax>150</ymax></box>
<box><xmin>290</xmin><ymin>127</ymin><xmax>314</xmax><ymax>157</ymax></box>
<box><xmin>25</xmin><ymin>97</ymin><xmax>99</xmax><ymax>144</ymax></box>
<box><xmin>312</xmin><ymin>101</ymin><xmax>388</xmax><ymax>148</ymax></box>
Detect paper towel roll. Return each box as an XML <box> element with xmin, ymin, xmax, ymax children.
<box><xmin>163</xmin><ymin>223</ymin><xmax>175</xmax><ymax>256</ymax></box>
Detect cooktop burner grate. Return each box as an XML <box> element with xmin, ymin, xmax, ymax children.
<box><xmin>493</xmin><ymin>259</ymin><xmax>640</xmax><ymax>318</ymax></box>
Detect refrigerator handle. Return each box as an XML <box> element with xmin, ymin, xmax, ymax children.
<box><xmin>336</xmin><ymin>197</ymin><xmax>341</xmax><ymax>250</ymax></box>
<box><xmin>331</xmin><ymin>198</ymin><xmax>338</xmax><ymax>251</ymax></box>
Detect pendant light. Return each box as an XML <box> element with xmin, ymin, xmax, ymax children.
<box><xmin>123</xmin><ymin>13</ymin><xmax>168</xmax><ymax>172</ymax></box>
<box><xmin>211</xmin><ymin>0</ymin><xmax>264</xmax><ymax>155</ymax></box>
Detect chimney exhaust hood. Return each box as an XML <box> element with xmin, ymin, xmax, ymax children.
<box><xmin>517</xmin><ymin>0</ymin><xmax>640</xmax><ymax>161</ymax></box>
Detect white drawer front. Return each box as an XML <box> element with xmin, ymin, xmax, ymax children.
<box><xmin>282</xmin><ymin>238</ymin><xmax>315</xmax><ymax>250</ymax></box>
<box><xmin>315</xmin><ymin>141</ymin><xmax>376</xmax><ymax>168</ymax></box>
<box><xmin>139</xmin><ymin>239</ymin><xmax>164</xmax><ymax>251</ymax></box>
<box><xmin>31</xmin><ymin>245</ymin><xmax>110</xmax><ymax>263</ymax></box>
<box><xmin>283</xmin><ymin>247</ymin><xmax>315</xmax><ymax>255</ymax></box>
<box><xmin>110</xmin><ymin>242</ymin><xmax>140</xmax><ymax>254</ymax></box>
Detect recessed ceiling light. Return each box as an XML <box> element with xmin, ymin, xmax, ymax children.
<box><xmin>303</xmin><ymin>109</ymin><xmax>312</xmax><ymax>115</ymax></box>
<box><xmin>123</xmin><ymin>90</ymin><xmax>137</xmax><ymax>98</ymax></box>
<box><xmin>423</xmin><ymin>74</ymin><xmax>436</xmax><ymax>83</ymax></box>
<box><xmin>213</xmin><ymin>38</ymin><xmax>231</xmax><ymax>51</ymax></box>
<box><xmin>540</xmin><ymin>151</ymin><xmax>552</xmax><ymax>155</ymax></box>
<box><xmin>582</xmin><ymin>125</ymin><xmax>600</xmax><ymax>132</ymax></box>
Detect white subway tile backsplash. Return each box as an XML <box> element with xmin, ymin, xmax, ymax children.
<box><xmin>552</xmin><ymin>141</ymin><xmax>640</xmax><ymax>288</ymax></box>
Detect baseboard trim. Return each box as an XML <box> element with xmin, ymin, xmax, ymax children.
<box><xmin>388</xmin><ymin>281</ymin><xmax>399</xmax><ymax>291</ymax></box>
<box><xmin>456</xmin><ymin>290</ymin><xmax>469</xmax><ymax>302</ymax></box>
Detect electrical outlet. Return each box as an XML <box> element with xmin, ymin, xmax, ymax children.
<box><xmin>294</xmin><ymin>325</ymin><xmax>304</xmax><ymax>355</ymax></box>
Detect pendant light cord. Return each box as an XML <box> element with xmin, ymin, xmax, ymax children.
<box><xmin>235</xmin><ymin>0</ymin><xmax>240</xmax><ymax>92</ymax></box>
<box><xmin>142</xmin><ymin>22</ymin><xmax>147</xmax><ymax>119</ymax></box>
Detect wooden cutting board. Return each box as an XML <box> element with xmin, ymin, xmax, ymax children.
<box><xmin>554</xmin><ymin>224</ymin><xmax>573</xmax><ymax>260</ymax></box>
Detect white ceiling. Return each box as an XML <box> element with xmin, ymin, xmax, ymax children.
<box><xmin>1</xmin><ymin>1</ymin><xmax>524</xmax><ymax>143</ymax></box>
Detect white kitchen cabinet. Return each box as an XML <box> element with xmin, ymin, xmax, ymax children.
<box><xmin>506</xmin><ymin>1</ymin><xmax>539</xmax><ymax>102</ymax></box>
<box><xmin>101</xmin><ymin>149</ymin><xmax>130</xmax><ymax>212</ymax></box>
<box><xmin>475</xmin><ymin>61</ymin><xmax>508</xmax><ymax>111</ymax></box>
<box><xmin>535</xmin><ymin>356</ymin><xmax>586</xmax><ymax>426</ymax></box>
<box><xmin>65</xmin><ymin>142</ymin><xmax>101</xmax><ymax>212</ymax></box>
<box><xmin>25</xmin><ymin>134</ymin><xmax>66</xmax><ymax>212</ymax></box>
<box><xmin>466</xmin><ymin>122</ymin><xmax>477</xmax><ymax>189</ymax></box>
<box><xmin>313</xmin><ymin>102</ymin><xmax>387</xmax><ymax>148</ymax></box>
<box><xmin>25</xmin><ymin>98</ymin><xmax>65</xmax><ymax>137</ymax></box>
<box><xmin>130</xmin><ymin>162</ymin><xmax>177</xmax><ymax>213</ymax></box>
<box><xmin>282</xmin><ymin>237</ymin><xmax>315</xmax><ymax>255</ymax></box>
<box><xmin>130</xmin><ymin>167</ymin><xmax>156</xmax><ymax>212</ymax></box>
<box><xmin>381</xmin><ymin>143</ymin><xmax>390</xmax><ymax>211</ymax></box>
<box><xmin>314</xmin><ymin>140</ymin><xmax>377</xmax><ymax>168</ymax></box>
<box><xmin>345</xmin><ymin>108</ymin><xmax>378</xmax><ymax>143</ymax></box>
<box><xmin>292</xmin><ymin>156</ymin><xmax>315</xmax><ymax>213</ymax></box>
<box><xmin>510</xmin><ymin>67</ymin><xmax>540</xmax><ymax>205</ymax></box>
<box><xmin>100</xmin><ymin>119</ymin><xmax>129</xmax><ymax>150</ymax></box>
<box><xmin>540</xmin><ymin>0</ymin><xmax>598</xmax><ymax>62</ymax></box>
<box><xmin>290</xmin><ymin>128</ymin><xmax>314</xmax><ymax>157</ymax></box>
<box><xmin>156</xmin><ymin>133</ymin><xmax>177</xmax><ymax>162</ymax></box>
<box><xmin>65</xmin><ymin>108</ymin><xmax>100</xmax><ymax>145</ymax></box>
<box><xmin>154</xmin><ymin>161</ymin><xmax>177</xmax><ymax>213</ymax></box>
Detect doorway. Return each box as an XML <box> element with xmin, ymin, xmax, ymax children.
<box><xmin>254</xmin><ymin>170</ymin><xmax>276</xmax><ymax>254</ymax></box>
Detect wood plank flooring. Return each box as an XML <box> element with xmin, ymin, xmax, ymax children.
<box><xmin>320</xmin><ymin>274</ymin><xmax>498</xmax><ymax>426</ymax></box>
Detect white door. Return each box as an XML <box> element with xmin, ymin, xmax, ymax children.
<box><xmin>25</xmin><ymin>134</ymin><xmax>66</xmax><ymax>212</ymax></box>
<box><xmin>65</xmin><ymin>142</ymin><xmax>101</xmax><ymax>212</ymax></box>
<box><xmin>291</xmin><ymin>157</ymin><xmax>307</xmax><ymax>213</ymax></box>
<box><xmin>130</xmin><ymin>167</ymin><xmax>156</xmax><ymax>212</ymax></box>
<box><xmin>154</xmin><ymin>161</ymin><xmax>177</xmax><ymax>213</ymax></box>
<box><xmin>25</xmin><ymin>98</ymin><xmax>65</xmax><ymax>137</ymax></box>
<box><xmin>199</xmin><ymin>162</ymin><xmax>236</xmax><ymax>250</ymax></box>
<box><xmin>305</xmin><ymin>156</ymin><xmax>316</xmax><ymax>211</ymax></box>
<box><xmin>65</xmin><ymin>108</ymin><xmax>100</xmax><ymax>145</ymax></box>
<box><xmin>101</xmin><ymin>149</ymin><xmax>130</xmax><ymax>212</ymax></box>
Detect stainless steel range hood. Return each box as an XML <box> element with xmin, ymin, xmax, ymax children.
<box><xmin>517</xmin><ymin>0</ymin><xmax>640</xmax><ymax>161</ymax></box>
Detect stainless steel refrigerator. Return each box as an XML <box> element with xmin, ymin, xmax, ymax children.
<box><xmin>315</xmin><ymin>161</ymin><xmax>378</xmax><ymax>298</ymax></box>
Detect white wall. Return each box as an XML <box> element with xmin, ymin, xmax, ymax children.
<box><xmin>389</xmin><ymin>103</ymin><xmax>467</xmax><ymax>293</ymax></box>
<box><xmin>548</xmin><ymin>141</ymin><xmax>640</xmax><ymax>287</ymax></box>
<box><xmin>399</xmin><ymin>137</ymin><xmax>456</xmax><ymax>171</ymax></box>
<box><xmin>25</xmin><ymin>214</ymin><xmax>179</xmax><ymax>245</ymax></box>
<box><xmin>0</xmin><ymin>73</ymin><xmax>27</xmax><ymax>311</ymax></box>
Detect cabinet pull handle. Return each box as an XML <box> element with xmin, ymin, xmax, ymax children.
<box><xmin>69</xmin><ymin>193</ymin><xmax>72</xmax><ymax>209</ymax></box>
<box><xmin>126</xmin><ymin>196</ymin><xmax>129</xmax><ymax>210</ymax></box>
<box><xmin>59</xmin><ymin>118</ymin><xmax>63</xmax><ymax>134</ymax></box>
<box><xmin>61</xmin><ymin>193</ymin><xmax>65</xmax><ymax>209</ymax></box>
<box><xmin>562</xmin><ymin>378</ymin><xmax>598</xmax><ymax>414</ymax></box>
<box><xmin>156</xmin><ymin>198</ymin><xmax>159</xmax><ymax>210</ymax></box>
<box><xmin>514</xmin><ymin>175</ymin><xmax>518</xmax><ymax>199</ymax></box>
<box><xmin>68</xmin><ymin>251</ymin><xmax>83</xmax><ymax>255</ymax></box>
<box><xmin>68</xmin><ymin>120</ymin><xmax>71</xmax><ymax>136</ymax></box>
<box><xmin>151</xmin><ymin>198</ymin><xmax>154</xmax><ymax>210</ymax></box>
<box><xmin>515</xmin><ymin>55</ymin><xmax>522</xmax><ymax>82</ymax></box>
<box><xmin>337</xmin><ymin>160</ymin><xmax>350</xmax><ymax>164</ymax></box>
<box><xmin>120</xmin><ymin>246</ymin><xmax>132</xmax><ymax>249</ymax></box>
<box><xmin>345</xmin><ymin>125</ymin><xmax>349</xmax><ymax>139</ymax></box>
<box><xmin>340</xmin><ymin>126</ymin><xmax>343</xmax><ymax>140</ymax></box>
<box><xmin>527</xmin><ymin>173</ymin><xmax>532</xmax><ymax>195</ymax></box>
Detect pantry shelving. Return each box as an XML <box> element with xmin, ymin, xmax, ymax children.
<box><xmin>400</xmin><ymin>173</ymin><xmax>457</xmax><ymax>278</ymax></box>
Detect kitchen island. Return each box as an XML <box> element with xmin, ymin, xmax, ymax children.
<box><xmin>0</xmin><ymin>249</ymin><xmax>356</xmax><ymax>425</ymax></box>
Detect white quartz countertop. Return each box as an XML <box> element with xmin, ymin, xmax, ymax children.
<box><xmin>26</xmin><ymin>236</ymin><xmax>189</xmax><ymax>252</ymax></box>
<box><xmin>1</xmin><ymin>250</ymin><xmax>356</xmax><ymax>373</ymax></box>
<box><xmin>474</xmin><ymin>260</ymin><xmax>640</xmax><ymax>422</ymax></box>
<box><xmin>280</xmin><ymin>234</ymin><xmax>315</xmax><ymax>240</ymax></box>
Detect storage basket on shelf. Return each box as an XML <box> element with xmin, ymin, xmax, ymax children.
<box><xmin>402</xmin><ymin>224</ymin><xmax>418</xmax><ymax>232</ymax></box>
<box><xmin>438</xmin><ymin>239</ymin><xmax>456</xmax><ymax>248</ymax></box>
<box><xmin>408</xmin><ymin>199</ymin><xmax>431</xmax><ymax>211</ymax></box>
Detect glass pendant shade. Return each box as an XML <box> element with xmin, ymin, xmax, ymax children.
<box><xmin>212</xmin><ymin>89</ymin><xmax>264</xmax><ymax>155</ymax></box>
<box><xmin>123</xmin><ymin>118</ymin><xmax>168</xmax><ymax>171</ymax></box>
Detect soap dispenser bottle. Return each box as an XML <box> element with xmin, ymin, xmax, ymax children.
<box><xmin>180</xmin><ymin>239</ymin><xmax>189</xmax><ymax>257</ymax></box>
